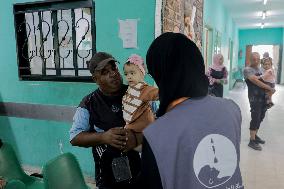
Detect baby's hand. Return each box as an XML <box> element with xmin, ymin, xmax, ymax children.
<box><xmin>271</xmin><ymin>88</ymin><xmax>276</xmax><ymax>94</ymax></box>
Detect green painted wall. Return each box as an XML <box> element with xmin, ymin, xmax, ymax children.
<box><xmin>95</xmin><ymin>0</ymin><xmax>155</xmax><ymax>84</ymax></box>
<box><xmin>0</xmin><ymin>0</ymin><xmax>239</xmax><ymax>177</ymax></box>
<box><xmin>0</xmin><ymin>116</ymin><xmax>94</xmax><ymax>175</ymax></box>
<box><xmin>0</xmin><ymin>0</ymin><xmax>155</xmax><ymax>177</ymax></box>
<box><xmin>203</xmin><ymin>0</ymin><xmax>239</xmax><ymax>92</ymax></box>
<box><xmin>238</xmin><ymin>28</ymin><xmax>284</xmax><ymax>85</ymax></box>
<box><xmin>238</xmin><ymin>28</ymin><xmax>284</xmax><ymax>67</ymax></box>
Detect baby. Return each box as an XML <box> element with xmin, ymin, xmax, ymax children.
<box><xmin>260</xmin><ymin>58</ymin><xmax>276</xmax><ymax>108</ymax></box>
<box><xmin>122</xmin><ymin>54</ymin><xmax>158</xmax><ymax>134</ymax></box>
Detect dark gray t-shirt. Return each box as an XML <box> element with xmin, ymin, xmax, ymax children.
<box><xmin>144</xmin><ymin>96</ymin><xmax>243</xmax><ymax>189</ymax></box>
<box><xmin>243</xmin><ymin>66</ymin><xmax>263</xmax><ymax>79</ymax></box>
<box><xmin>243</xmin><ymin>66</ymin><xmax>265</xmax><ymax>102</ymax></box>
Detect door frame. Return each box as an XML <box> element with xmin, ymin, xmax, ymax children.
<box><xmin>203</xmin><ymin>25</ymin><xmax>213</xmax><ymax>70</ymax></box>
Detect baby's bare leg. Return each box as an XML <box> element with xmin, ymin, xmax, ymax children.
<box><xmin>267</xmin><ymin>92</ymin><xmax>272</xmax><ymax>103</ymax></box>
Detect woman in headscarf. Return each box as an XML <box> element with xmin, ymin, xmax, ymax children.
<box><xmin>141</xmin><ymin>33</ymin><xmax>243</xmax><ymax>189</ymax></box>
<box><xmin>207</xmin><ymin>54</ymin><xmax>228</xmax><ymax>97</ymax></box>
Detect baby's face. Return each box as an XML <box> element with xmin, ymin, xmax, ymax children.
<box><xmin>263</xmin><ymin>61</ymin><xmax>272</xmax><ymax>70</ymax></box>
<box><xmin>124</xmin><ymin>64</ymin><xmax>144</xmax><ymax>86</ymax></box>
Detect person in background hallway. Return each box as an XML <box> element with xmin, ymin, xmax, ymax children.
<box><xmin>141</xmin><ymin>32</ymin><xmax>243</xmax><ymax>189</ymax></box>
<box><xmin>259</xmin><ymin>57</ymin><xmax>276</xmax><ymax>108</ymax></box>
<box><xmin>243</xmin><ymin>52</ymin><xmax>276</xmax><ymax>151</ymax></box>
<box><xmin>261</xmin><ymin>52</ymin><xmax>272</xmax><ymax>65</ymax></box>
<box><xmin>207</xmin><ymin>54</ymin><xmax>228</xmax><ymax>97</ymax></box>
<box><xmin>70</xmin><ymin>52</ymin><xmax>142</xmax><ymax>189</ymax></box>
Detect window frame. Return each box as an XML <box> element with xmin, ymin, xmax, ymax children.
<box><xmin>13</xmin><ymin>0</ymin><xmax>96</xmax><ymax>82</ymax></box>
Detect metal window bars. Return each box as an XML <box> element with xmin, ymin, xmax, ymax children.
<box><xmin>14</xmin><ymin>0</ymin><xmax>96</xmax><ymax>82</ymax></box>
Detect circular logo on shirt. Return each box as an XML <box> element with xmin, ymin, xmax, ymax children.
<box><xmin>193</xmin><ymin>134</ymin><xmax>237</xmax><ymax>188</ymax></box>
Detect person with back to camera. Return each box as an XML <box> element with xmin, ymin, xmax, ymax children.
<box><xmin>140</xmin><ymin>32</ymin><xmax>244</xmax><ymax>189</ymax></box>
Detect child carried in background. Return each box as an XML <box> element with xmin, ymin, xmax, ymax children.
<box><xmin>122</xmin><ymin>54</ymin><xmax>158</xmax><ymax>135</ymax></box>
<box><xmin>260</xmin><ymin>58</ymin><xmax>276</xmax><ymax>108</ymax></box>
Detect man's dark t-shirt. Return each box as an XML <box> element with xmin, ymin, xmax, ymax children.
<box><xmin>78</xmin><ymin>85</ymin><xmax>141</xmax><ymax>188</ymax></box>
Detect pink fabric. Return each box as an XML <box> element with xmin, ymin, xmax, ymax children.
<box><xmin>261</xmin><ymin>68</ymin><xmax>276</xmax><ymax>83</ymax></box>
<box><xmin>127</xmin><ymin>54</ymin><xmax>146</xmax><ymax>75</ymax></box>
<box><xmin>210</xmin><ymin>54</ymin><xmax>225</xmax><ymax>71</ymax></box>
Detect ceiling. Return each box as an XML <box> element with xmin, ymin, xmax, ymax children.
<box><xmin>219</xmin><ymin>0</ymin><xmax>284</xmax><ymax>29</ymax></box>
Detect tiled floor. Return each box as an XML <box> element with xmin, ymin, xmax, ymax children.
<box><xmin>227</xmin><ymin>84</ymin><xmax>284</xmax><ymax>189</ymax></box>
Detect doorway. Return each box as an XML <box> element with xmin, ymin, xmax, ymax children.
<box><xmin>252</xmin><ymin>45</ymin><xmax>282</xmax><ymax>83</ymax></box>
<box><xmin>203</xmin><ymin>26</ymin><xmax>213</xmax><ymax>70</ymax></box>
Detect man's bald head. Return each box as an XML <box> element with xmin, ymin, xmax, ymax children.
<box><xmin>250</xmin><ymin>52</ymin><xmax>260</xmax><ymax>68</ymax></box>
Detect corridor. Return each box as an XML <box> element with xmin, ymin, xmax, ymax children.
<box><xmin>228</xmin><ymin>84</ymin><xmax>284</xmax><ymax>188</ymax></box>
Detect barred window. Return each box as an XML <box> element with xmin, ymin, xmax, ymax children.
<box><xmin>14</xmin><ymin>0</ymin><xmax>95</xmax><ymax>82</ymax></box>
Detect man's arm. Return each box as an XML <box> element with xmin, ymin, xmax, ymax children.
<box><xmin>70</xmin><ymin>107</ymin><xmax>127</xmax><ymax>149</ymax></box>
<box><xmin>71</xmin><ymin>129</ymin><xmax>127</xmax><ymax>149</ymax></box>
<box><xmin>247</xmin><ymin>75</ymin><xmax>275</xmax><ymax>92</ymax></box>
<box><xmin>70</xmin><ymin>131</ymin><xmax>104</xmax><ymax>147</ymax></box>
<box><xmin>244</xmin><ymin>67</ymin><xmax>275</xmax><ymax>92</ymax></box>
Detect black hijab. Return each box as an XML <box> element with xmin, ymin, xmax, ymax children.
<box><xmin>146</xmin><ymin>32</ymin><xmax>209</xmax><ymax>117</ymax></box>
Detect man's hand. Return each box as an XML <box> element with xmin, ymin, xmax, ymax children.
<box><xmin>248</xmin><ymin>75</ymin><xmax>273</xmax><ymax>91</ymax></box>
<box><xmin>270</xmin><ymin>88</ymin><xmax>276</xmax><ymax>94</ymax></box>
<box><xmin>101</xmin><ymin>127</ymin><xmax>127</xmax><ymax>150</ymax></box>
<box><xmin>214</xmin><ymin>79</ymin><xmax>220</xmax><ymax>84</ymax></box>
<box><xmin>267</xmin><ymin>88</ymin><xmax>276</xmax><ymax>96</ymax></box>
<box><xmin>123</xmin><ymin>130</ymin><xmax>143</xmax><ymax>152</ymax></box>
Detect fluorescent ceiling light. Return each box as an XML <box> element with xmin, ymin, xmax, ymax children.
<box><xmin>262</xmin><ymin>11</ymin><xmax>266</xmax><ymax>19</ymax></box>
<box><xmin>263</xmin><ymin>0</ymin><xmax>268</xmax><ymax>5</ymax></box>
